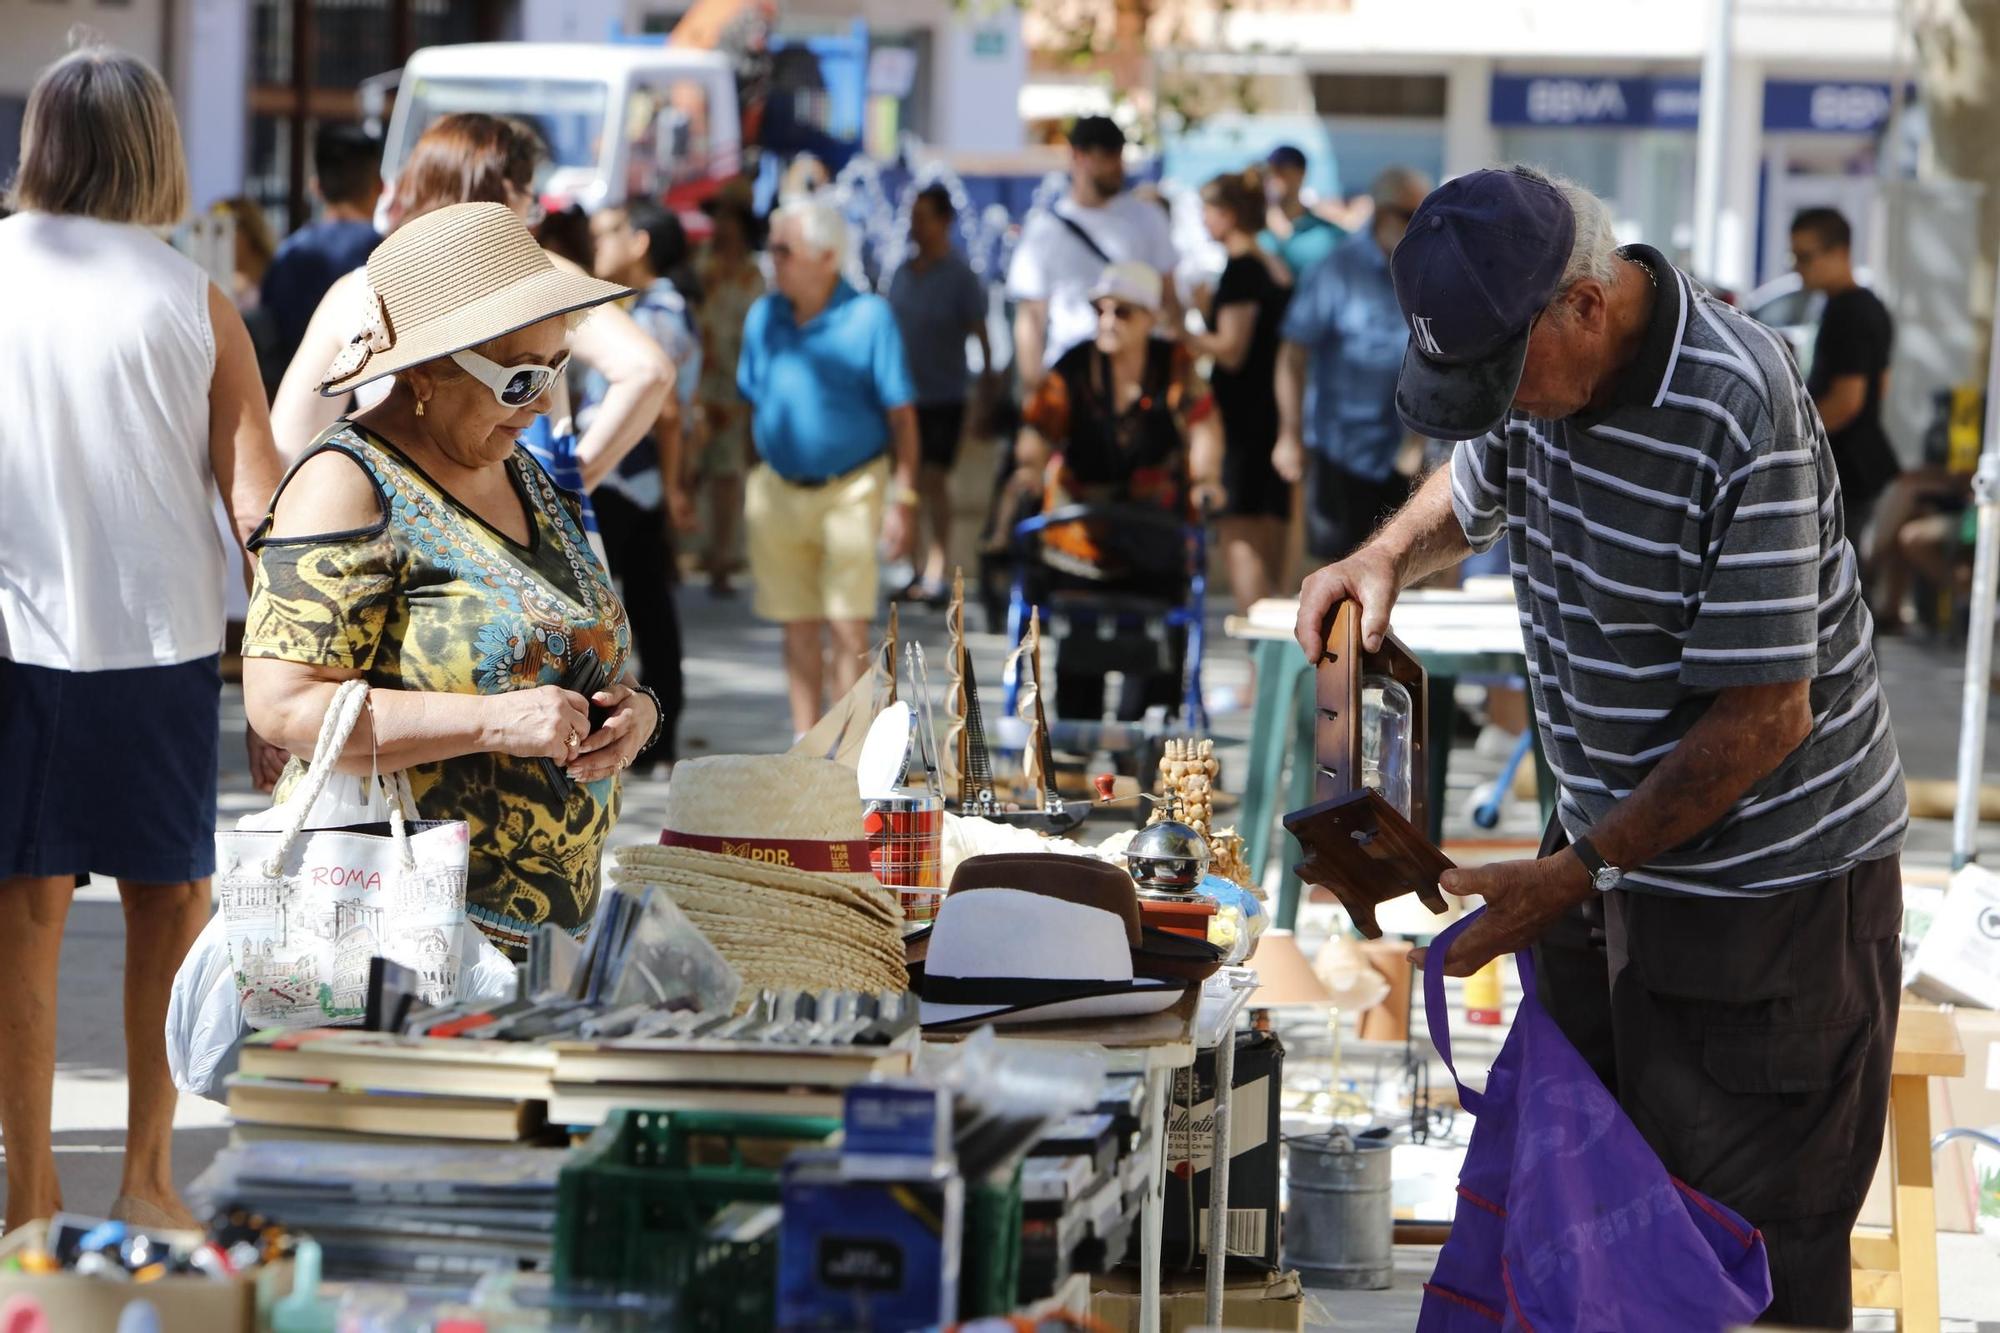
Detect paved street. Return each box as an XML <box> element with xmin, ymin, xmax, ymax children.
<box><xmin>19</xmin><ymin>576</ymin><xmax>2000</xmax><ymax>1325</ymax></box>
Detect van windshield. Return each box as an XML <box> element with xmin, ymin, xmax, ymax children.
<box><xmin>391</xmin><ymin>75</ymin><xmax>611</xmax><ymax>185</ymax></box>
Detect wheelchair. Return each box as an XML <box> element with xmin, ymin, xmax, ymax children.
<box><xmin>999</xmin><ymin>501</ymin><xmax>1209</xmax><ymax>734</ymax></box>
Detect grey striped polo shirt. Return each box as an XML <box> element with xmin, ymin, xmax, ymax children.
<box><xmin>1450</xmin><ymin>244</ymin><xmax>1907</xmax><ymax>896</ymax></box>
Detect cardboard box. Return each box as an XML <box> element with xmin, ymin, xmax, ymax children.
<box><xmin>1907</xmin><ymin>867</ymin><xmax>2000</xmax><ymax>1009</ymax></box>
<box><xmin>1090</xmin><ymin>1267</ymin><xmax>1305</xmax><ymax>1333</ymax></box>
<box><xmin>1858</xmin><ymin>1004</ymin><xmax>2000</xmax><ymax>1234</ymax></box>
<box><xmin>778</xmin><ymin>1151</ymin><xmax>962</xmax><ymax>1330</ymax></box>
<box><xmin>0</xmin><ymin>1274</ymin><xmax>254</xmax><ymax>1333</ymax></box>
<box><xmin>1156</xmin><ymin>1029</ymin><xmax>1283</xmax><ymax>1273</ymax></box>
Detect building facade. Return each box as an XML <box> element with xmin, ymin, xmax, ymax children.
<box><xmin>1125</xmin><ymin>0</ymin><xmax>1910</xmax><ymax>293</ymax></box>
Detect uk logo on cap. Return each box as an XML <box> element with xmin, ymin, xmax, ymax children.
<box><xmin>1390</xmin><ymin>168</ymin><xmax>1577</xmax><ymax>441</ymax></box>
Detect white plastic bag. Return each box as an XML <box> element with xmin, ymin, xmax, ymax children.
<box><xmin>167</xmin><ymin>912</ymin><xmax>245</xmax><ymax>1099</ymax></box>
<box><xmin>169</xmin><ymin>907</ymin><xmax>521</xmax><ymax>1102</ymax></box>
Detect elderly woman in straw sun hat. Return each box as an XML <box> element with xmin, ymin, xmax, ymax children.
<box><xmin>241</xmin><ymin>202</ymin><xmax>654</xmax><ymax>957</ymax></box>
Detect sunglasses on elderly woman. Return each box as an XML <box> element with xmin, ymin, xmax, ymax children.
<box><xmin>449</xmin><ymin>348</ymin><xmax>573</xmax><ymax>408</ymax></box>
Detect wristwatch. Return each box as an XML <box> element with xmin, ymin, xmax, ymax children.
<box><xmin>1570</xmin><ymin>835</ymin><xmax>1624</xmax><ymax>892</ymax></box>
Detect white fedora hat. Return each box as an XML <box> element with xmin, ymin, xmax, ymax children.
<box><xmin>916</xmin><ymin>887</ymin><xmax>1185</xmax><ymax>1030</ymax></box>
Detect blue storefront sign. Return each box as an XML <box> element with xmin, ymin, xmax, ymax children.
<box><xmin>1490</xmin><ymin>75</ymin><xmax>1703</xmax><ymax>129</ymax></box>
<box><xmin>1494</xmin><ymin>74</ymin><xmax>1902</xmax><ymax>135</ymax></box>
<box><xmin>1761</xmin><ymin>80</ymin><xmax>1899</xmax><ymax>134</ymax></box>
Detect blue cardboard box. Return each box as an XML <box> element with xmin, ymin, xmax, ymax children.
<box><xmin>778</xmin><ymin>1151</ymin><xmax>962</xmax><ymax>1331</ymax></box>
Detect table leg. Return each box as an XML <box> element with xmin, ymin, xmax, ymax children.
<box><xmin>1140</xmin><ymin>1066</ymin><xmax>1172</xmax><ymax>1333</ymax></box>
<box><xmin>1204</xmin><ymin>1029</ymin><xmax>1238</xmax><ymax>1327</ymax></box>
<box><xmin>1240</xmin><ymin>640</ymin><xmax>1297</xmax><ymax>893</ymax></box>
<box><xmin>1275</xmin><ymin>677</ymin><xmax>1319</xmax><ymax>930</ymax></box>
<box><xmin>1891</xmin><ymin>1073</ymin><xmax>1941</xmax><ymax>1333</ymax></box>
<box><xmin>1426</xmin><ymin>675</ymin><xmax>1456</xmax><ymax>845</ymax></box>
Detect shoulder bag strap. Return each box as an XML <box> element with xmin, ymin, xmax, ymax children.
<box><xmin>1055</xmin><ymin>210</ymin><xmax>1115</xmax><ymax>268</ymax></box>
<box><xmin>261</xmin><ymin>680</ymin><xmax>414</xmax><ymax>877</ymax></box>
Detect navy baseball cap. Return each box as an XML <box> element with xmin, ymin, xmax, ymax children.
<box><xmin>1391</xmin><ymin>168</ymin><xmax>1575</xmax><ymax>440</ymax></box>
<box><xmin>1267</xmin><ymin>144</ymin><xmax>1307</xmax><ymax>172</ymax></box>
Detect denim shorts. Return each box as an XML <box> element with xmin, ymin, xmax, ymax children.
<box><xmin>0</xmin><ymin>655</ymin><xmax>220</xmax><ymax>882</ymax></box>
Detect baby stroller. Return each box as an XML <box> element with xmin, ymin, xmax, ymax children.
<box><xmin>1001</xmin><ymin>501</ymin><xmax>1208</xmax><ymax>732</ymax></box>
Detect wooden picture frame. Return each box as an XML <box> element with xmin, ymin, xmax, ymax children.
<box><xmin>1282</xmin><ymin>602</ymin><xmax>1452</xmax><ymax>937</ymax></box>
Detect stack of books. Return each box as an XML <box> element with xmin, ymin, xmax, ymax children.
<box><xmin>224</xmin><ymin>1016</ymin><xmax>921</xmax><ymax>1144</ymax></box>
<box><xmin>544</xmin><ymin>1038</ymin><xmax>915</xmax><ymax>1126</ymax></box>
<box><xmin>226</xmin><ymin>1029</ymin><xmax>558</xmax><ymax>1146</ymax></box>
<box><xmin>191</xmin><ymin>1140</ymin><xmax>564</xmax><ymax>1281</ymax></box>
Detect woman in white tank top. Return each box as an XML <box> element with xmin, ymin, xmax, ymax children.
<box><xmin>0</xmin><ymin>47</ymin><xmax>282</xmax><ymax>1231</ymax></box>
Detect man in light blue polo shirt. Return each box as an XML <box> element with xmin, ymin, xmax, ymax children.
<box><xmin>738</xmin><ymin>199</ymin><xmax>920</xmax><ymax>735</ymax></box>
<box><xmin>1276</xmin><ymin>166</ymin><xmax>1429</xmax><ymax>559</ymax></box>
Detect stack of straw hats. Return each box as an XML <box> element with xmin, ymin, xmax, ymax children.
<box><xmin>612</xmin><ymin>754</ymin><xmax>908</xmax><ymax>997</ymax></box>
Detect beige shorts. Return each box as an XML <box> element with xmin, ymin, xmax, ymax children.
<box><xmin>745</xmin><ymin>458</ymin><xmax>888</xmax><ymax>623</ymax></box>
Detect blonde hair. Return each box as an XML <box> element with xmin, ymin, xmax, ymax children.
<box><xmin>9</xmin><ymin>45</ymin><xmax>190</xmax><ymax>226</ymax></box>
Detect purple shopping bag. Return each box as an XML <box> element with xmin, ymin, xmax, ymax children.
<box><xmin>1416</xmin><ymin>910</ymin><xmax>1772</xmax><ymax>1332</ymax></box>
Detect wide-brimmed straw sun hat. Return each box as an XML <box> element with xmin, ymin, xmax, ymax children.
<box><xmin>318</xmin><ymin>201</ymin><xmax>629</xmax><ymax>397</ymax></box>
<box><xmin>610</xmin><ymin>754</ymin><xmax>909</xmax><ymax>998</ymax></box>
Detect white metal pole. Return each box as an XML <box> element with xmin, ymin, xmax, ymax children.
<box><xmin>1692</xmin><ymin>0</ymin><xmax>1736</xmax><ymax>281</ymax></box>
<box><xmin>1952</xmin><ymin>264</ymin><xmax>2000</xmax><ymax>867</ymax></box>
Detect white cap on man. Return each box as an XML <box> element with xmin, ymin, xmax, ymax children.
<box><xmin>1089</xmin><ymin>261</ymin><xmax>1163</xmax><ymax>315</ymax></box>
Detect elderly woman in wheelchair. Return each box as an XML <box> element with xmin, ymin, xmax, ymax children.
<box><xmin>1005</xmin><ymin>261</ymin><xmax>1225</xmax><ymax>724</ymax></box>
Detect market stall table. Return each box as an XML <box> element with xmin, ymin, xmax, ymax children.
<box><xmin>1228</xmin><ymin>590</ymin><xmax>1554</xmax><ymax>928</ymax></box>
<box><xmin>1851</xmin><ymin>1003</ymin><xmax>1966</xmax><ymax>1333</ymax></box>
<box><xmin>922</xmin><ymin>968</ymin><xmax>1259</xmax><ymax>1333</ymax></box>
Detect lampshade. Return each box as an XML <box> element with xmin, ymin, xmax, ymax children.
<box><xmin>1315</xmin><ymin>931</ymin><xmax>1394</xmax><ymax>1012</ymax></box>
<box><xmin>1250</xmin><ymin>931</ymin><xmax>1334</xmax><ymax>1008</ymax></box>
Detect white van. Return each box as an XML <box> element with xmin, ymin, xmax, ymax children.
<box><xmin>381</xmin><ymin>43</ymin><xmax>743</xmax><ymax>218</ymax></box>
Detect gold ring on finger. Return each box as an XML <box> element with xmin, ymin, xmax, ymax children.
<box><xmin>566</xmin><ymin>730</ymin><xmax>580</xmax><ymax>750</ymax></box>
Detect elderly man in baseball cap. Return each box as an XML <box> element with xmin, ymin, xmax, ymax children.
<box><xmin>1293</xmin><ymin>165</ymin><xmax>1906</xmax><ymax>1330</ymax></box>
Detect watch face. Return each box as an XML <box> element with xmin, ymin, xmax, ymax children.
<box><xmin>1594</xmin><ymin>866</ymin><xmax>1622</xmax><ymax>891</ymax></box>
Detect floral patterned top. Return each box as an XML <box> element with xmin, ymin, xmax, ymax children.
<box><xmin>242</xmin><ymin>422</ymin><xmax>630</xmax><ymax>956</ymax></box>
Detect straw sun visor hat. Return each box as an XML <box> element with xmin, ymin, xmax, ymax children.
<box><xmin>609</xmin><ymin>753</ymin><xmax>909</xmax><ymax>995</ymax></box>
<box><xmin>318</xmin><ymin>201</ymin><xmax>630</xmax><ymax>397</ymax></box>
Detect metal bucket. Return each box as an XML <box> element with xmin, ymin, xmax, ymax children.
<box><xmin>1284</xmin><ymin>1128</ymin><xmax>1394</xmax><ymax>1290</ymax></box>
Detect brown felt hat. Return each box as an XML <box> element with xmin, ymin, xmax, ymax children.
<box><xmin>905</xmin><ymin>853</ymin><xmax>1223</xmax><ymax>984</ymax></box>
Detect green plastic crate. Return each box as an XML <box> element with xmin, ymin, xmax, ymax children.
<box><xmin>554</xmin><ymin>1108</ymin><xmax>839</xmax><ymax>1329</ymax></box>
<box><xmin>961</xmin><ymin>1166</ymin><xmax>1024</xmax><ymax>1319</ymax></box>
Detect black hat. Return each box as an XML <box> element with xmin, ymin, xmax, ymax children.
<box><xmin>1267</xmin><ymin>144</ymin><xmax>1308</xmax><ymax>172</ymax></box>
<box><xmin>1068</xmin><ymin>115</ymin><xmax>1126</xmax><ymax>154</ymax></box>
<box><xmin>1391</xmin><ymin>168</ymin><xmax>1576</xmax><ymax>441</ymax></box>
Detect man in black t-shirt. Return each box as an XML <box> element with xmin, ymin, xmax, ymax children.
<box><xmin>1792</xmin><ymin>207</ymin><xmax>1898</xmax><ymax>546</ymax></box>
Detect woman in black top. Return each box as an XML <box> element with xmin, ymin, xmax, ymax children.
<box><xmin>1188</xmin><ymin>170</ymin><xmax>1292</xmax><ymax>618</ymax></box>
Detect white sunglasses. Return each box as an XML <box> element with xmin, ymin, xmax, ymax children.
<box><xmin>450</xmin><ymin>348</ymin><xmax>572</xmax><ymax>408</ymax></box>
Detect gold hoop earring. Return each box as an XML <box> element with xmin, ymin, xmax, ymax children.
<box><xmin>415</xmin><ymin>398</ymin><xmax>426</xmax><ymax>418</ymax></box>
